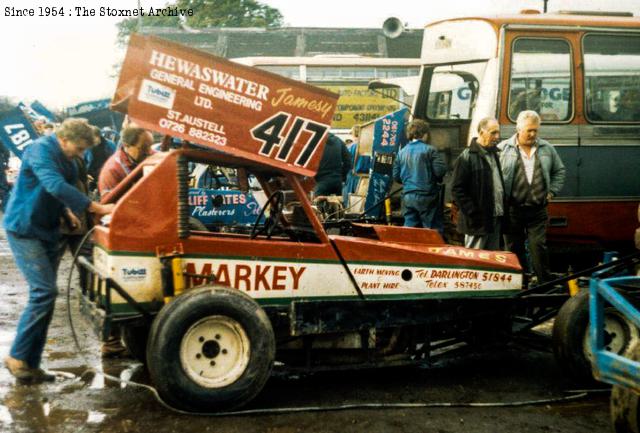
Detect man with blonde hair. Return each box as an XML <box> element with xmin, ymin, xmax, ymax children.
<box><xmin>3</xmin><ymin>118</ymin><xmax>114</xmax><ymax>383</ymax></box>
<box><xmin>499</xmin><ymin>110</ymin><xmax>565</xmax><ymax>284</ymax></box>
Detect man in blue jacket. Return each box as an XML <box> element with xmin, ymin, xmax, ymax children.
<box><xmin>3</xmin><ymin>118</ymin><xmax>114</xmax><ymax>383</ymax></box>
<box><xmin>499</xmin><ymin>110</ymin><xmax>565</xmax><ymax>284</ymax></box>
<box><xmin>393</xmin><ymin>119</ymin><xmax>446</xmax><ymax>230</ymax></box>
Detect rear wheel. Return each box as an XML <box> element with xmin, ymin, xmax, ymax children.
<box><xmin>553</xmin><ymin>290</ymin><xmax>639</xmax><ymax>382</ymax></box>
<box><xmin>146</xmin><ymin>286</ymin><xmax>275</xmax><ymax>412</ymax></box>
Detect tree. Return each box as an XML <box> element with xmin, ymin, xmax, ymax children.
<box><xmin>0</xmin><ymin>96</ymin><xmax>16</xmax><ymax>118</ymax></box>
<box><xmin>117</xmin><ymin>0</ymin><xmax>283</xmax><ymax>45</ymax></box>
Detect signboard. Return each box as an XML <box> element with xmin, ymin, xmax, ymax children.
<box><xmin>113</xmin><ymin>34</ymin><xmax>339</xmax><ymax>177</ymax></box>
<box><xmin>30</xmin><ymin>101</ymin><xmax>57</xmax><ymax>122</ymax></box>
<box><xmin>364</xmin><ymin>108</ymin><xmax>408</xmax><ymax>218</ymax></box>
<box><xmin>319</xmin><ymin>84</ymin><xmax>402</xmax><ymax>130</ymax></box>
<box><xmin>0</xmin><ymin>108</ymin><xmax>39</xmax><ymax>158</ymax></box>
<box><xmin>189</xmin><ymin>188</ymin><xmax>263</xmax><ymax>227</ymax></box>
<box><xmin>67</xmin><ymin>98</ymin><xmax>111</xmax><ymax>116</ymax></box>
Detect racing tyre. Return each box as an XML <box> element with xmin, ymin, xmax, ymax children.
<box><xmin>146</xmin><ymin>286</ymin><xmax>275</xmax><ymax>412</ymax></box>
<box><xmin>122</xmin><ymin>324</ymin><xmax>150</xmax><ymax>364</ymax></box>
<box><xmin>552</xmin><ymin>290</ymin><xmax>639</xmax><ymax>382</ymax></box>
<box><xmin>189</xmin><ymin>217</ymin><xmax>208</xmax><ymax>232</ymax></box>
<box><xmin>611</xmin><ymin>343</ymin><xmax>640</xmax><ymax>433</ymax></box>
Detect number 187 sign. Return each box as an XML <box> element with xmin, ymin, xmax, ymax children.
<box><xmin>112</xmin><ymin>35</ymin><xmax>339</xmax><ymax>177</ymax></box>
<box><xmin>0</xmin><ymin>108</ymin><xmax>39</xmax><ymax>159</ymax></box>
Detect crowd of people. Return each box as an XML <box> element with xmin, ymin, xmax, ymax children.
<box><xmin>393</xmin><ymin>110</ymin><xmax>565</xmax><ymax>286</ymax></box>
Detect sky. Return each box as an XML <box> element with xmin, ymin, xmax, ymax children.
<box><xmin>0</xmin><ymin>0</ymin><xmax>638</xmax><ymax>111</ymax></box>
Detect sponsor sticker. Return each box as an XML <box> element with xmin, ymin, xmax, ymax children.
<box><xmin>121</xmin><ymin>267</ymin><xmax>148</xmax><ymax>282</ymax></box>
<box><xmin>138</xmin><ymin>79</ymin><xmax>176</xmax><ymax>109</ymax></box>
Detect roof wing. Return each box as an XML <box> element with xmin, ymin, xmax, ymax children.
<box><xmin>112</xmin><ymin>34</ymin><xmax>339</xmax><ymax>177</ymax></box>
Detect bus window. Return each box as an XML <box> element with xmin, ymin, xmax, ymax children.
<box><xmin>425</xmin><ymin>62</ymin><xmax>486</xmax><ymax>120</ymax></box>
<box><xmin>583</xmin><ymin>34</ymin><xmax>640</xmax><ymax>123</ymax></box>
<box><xmin>508</xmin><ymin>38</ymin><xmax>572</xmax><ymax>122</ymax></box>
<box><xmin>259</xmin><ymin>65</ymin><xmax>301</xmax><ymax>80</ymax></box>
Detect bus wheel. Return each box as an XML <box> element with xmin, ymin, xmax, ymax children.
<box><xmin>146</xmin><ymin>286</ymin><xmax>275</xmax><ymax>412</ymax></box>
<box><xmin>121</xmin><ymin>324</ymin><xmax>150</xmax><ymax>364</ymax></box>
<box><xmin>552</xmin><ymin>290</ymin><xmax>639</xmax><ymax>382</ymax></box>
<box><xmin>611</xmin><ymin>343</ymin><xmax>640</xmax><ymax>433</ymax></box>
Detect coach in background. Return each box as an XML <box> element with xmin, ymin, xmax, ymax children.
<box><xmin>451</xmin><ymin>117</ymin><xmax>505</xmax><ymax>250</ymax></box>
<box><xmin>499</xmin><ymin>110</ymin><xmax>565</xmax><ymax>284</ymax></box>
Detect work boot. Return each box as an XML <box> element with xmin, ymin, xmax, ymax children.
<box><xmin>31</xmin><ymin>368</ymin><xmax>56</xmax><ymax>383</ymax></box>
<box><xmin>101</xmin><ymin>336</ymin><xmax>129</xmax><ymax>359</ymax></box>
<box><xmin>4</xmin><ymin>356</ymin><xmax>34</xmax><ymax>382</ymax></box>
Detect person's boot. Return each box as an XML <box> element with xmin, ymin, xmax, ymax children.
<box><xmin>31</xmin><ymin>368</ymin><xmax>56</xmax><ymax>383</ymax></box>
<box><xmin>101</xmin><ymin>336</ymin><xmax>129</xmax><ymax>359</ymax></box>
<box><xmin>4</xmin><ymin>356</ymin><xmax>34</xmax><ymax>382</ymax></box>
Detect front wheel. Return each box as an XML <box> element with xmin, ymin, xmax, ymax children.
<box><xmin>146</xmin><ymin>286</ymin><xmax>275</xmax><ymax>412</ymax></box>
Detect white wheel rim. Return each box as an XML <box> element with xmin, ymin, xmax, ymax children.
<box><xmin>584</xmin><ymin>311</ymin><xmax>639</xmax><ymax>362</ymax></box>
<box><xmin>180</xmin><ymin>315</ymin><xmax>250</xmax><ymax>388</ymax></box>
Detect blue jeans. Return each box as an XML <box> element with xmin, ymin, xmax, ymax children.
<box><xmin>402</xmin><ymin>192</ymin><xmax>441</xmax><ymax>231</ymax></box>
<box><xmin>7</xmin><ymin>231</ymin><xmax>62</xmax><ymax>368</ymax></box>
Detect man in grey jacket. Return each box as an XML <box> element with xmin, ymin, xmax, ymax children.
<box><xmin>499</xmin><ymin>110</ymin><xmax>565</xmax><ymax>284</ymax></box>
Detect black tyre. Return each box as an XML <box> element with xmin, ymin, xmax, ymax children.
<box><xmin>553</xmin><ymin>290</ymin><xmax>639</xmax><ymax>382</ymax></box>
<box><xmin>121</xmin><ymin>324</ymin><xmax>150</xmax><ymax>364</ymax></box>
<box><xmin>611</xmin><ymin>343</ymin><xmax>640</xmax><ymax>433</ymax></box>
<box><xmin>189</xmin><ymin>217</ymin><xmax>208</xmax><ymax>232</ymax></box>
<box><xmin>146</xmin><ymin>286</ymin><xmax>275</xmax><ymax>412</ymax></box>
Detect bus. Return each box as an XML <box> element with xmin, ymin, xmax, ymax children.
<box><xmin>410</xmin><ymin>10</ymin><xmax>640</xmax><ymax>261</ymax></box>
<box><xmin>232</xmin><ymin>56</ymin><xmax>421</xmax><ymax>138</ymax></box>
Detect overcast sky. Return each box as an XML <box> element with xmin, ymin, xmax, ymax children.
<box><xmin>0</xmin><ymin>0</ymin><xmax>638</xmax><ymax>110</ymax></box>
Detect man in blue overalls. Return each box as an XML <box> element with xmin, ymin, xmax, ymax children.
<box><xmin>393</xmin><ymin>119</ymin><xmax>446</xmax><ymax>230</ymax></box>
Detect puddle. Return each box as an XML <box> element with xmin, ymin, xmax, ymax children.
<box><xmin>0</xmin><ymin>404</ymin><xmax>12</xmax><ymax>424</ymax></box>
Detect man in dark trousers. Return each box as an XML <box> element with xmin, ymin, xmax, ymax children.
<box><xmin>499</xmin><ymin>110</ymin><xmax>565</xmax><ymax>284</ymax></box>
<box><xmin>393</xmin><ymin>119</ymin><xmax>446</xmax><ymax>229</ymax></box>
<box><xmin>3</xmin><ymin>118</ymin><xmax>114</xmax><ymax>383</ymax></box>
<box><xmin>451</xmin><ymin>117</ymin><xmax>505</xmax><ymax>250</ymax></box>
<box><xmin>314</xmin><ymin>133</ymin><xmax>352</xmax><ymax>196</ymax></box>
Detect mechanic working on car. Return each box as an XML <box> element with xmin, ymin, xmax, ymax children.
<box><xmin>98</xmin><ymin>126</ymin><xmax>153</xmax><ymax>196</ymax></box>
<box><xmin>393</xmin><ymin>119</ymin><xmax>446</xmax><ymax>230</ymax></box>
<box><xmin>3</xmin><ymin>118</ymin><xmax>114</xmax><ymax>383</ymax></box>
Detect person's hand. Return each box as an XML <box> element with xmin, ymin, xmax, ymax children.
<box><xmin>65</xmin><ymin>209</ymin><xmax>81</xmax><ymax>230</ymax></box>
<box><xmin>89</xmin><ymin>202</ymin><xmax>116</xmax><ymax>216</ymax></box>
<box><xmin>546</xmin><ymin>193</ymin><xmax>554</xmax><ymax>202</ymax></box>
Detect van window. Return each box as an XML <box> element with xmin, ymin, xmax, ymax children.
<box><xmin>508</xmin><ymin>38</ymin><xmax>572</xmax><ymax>122</ymax></box>
<box><xmin>583</xmin><ymin>34</ymin><xmax>640</xmax><ymax>123</ymax></box>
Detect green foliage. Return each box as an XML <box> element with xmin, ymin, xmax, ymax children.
<box><xmin>0</xmin><ymin>96</ymin><xmax>15</xmax><ymax>118</ymax></box>
<box><xmin>117</xmin><ymin>0</ymin><xmax>283</xmax><ymax>45</ymax></box>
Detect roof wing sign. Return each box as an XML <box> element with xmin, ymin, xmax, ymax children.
<box><xmin>112</xmin><ymin>34</ymin><xmax>339</xmax><ymax>176</ymax></box>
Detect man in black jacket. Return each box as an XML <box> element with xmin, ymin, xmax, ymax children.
<box><xmin>314</xmin><ymin>133</ymin><xmax>352</xmax><ymax>196</ymax></box>
<box><xmin>451</xmin><ymin>117</ymin><xmax>505</xmax><ymax>250</ymax></box>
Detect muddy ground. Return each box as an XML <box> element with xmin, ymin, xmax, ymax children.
<box><xmin>0</xmin><ymin>227</ymin><xmax>613</xmax><ymax>433</ymax></box>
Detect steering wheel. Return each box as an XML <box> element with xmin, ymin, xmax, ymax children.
<box><xmin>250</xmin><ymin>190</ymin><xmax>285</xmax><ymax>239</ymax></box>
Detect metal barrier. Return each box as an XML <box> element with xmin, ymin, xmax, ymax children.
<box><xmin>590</xmin><ymin>275</ymin><xmax>640</xmax><ymax>391</ymax></box>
